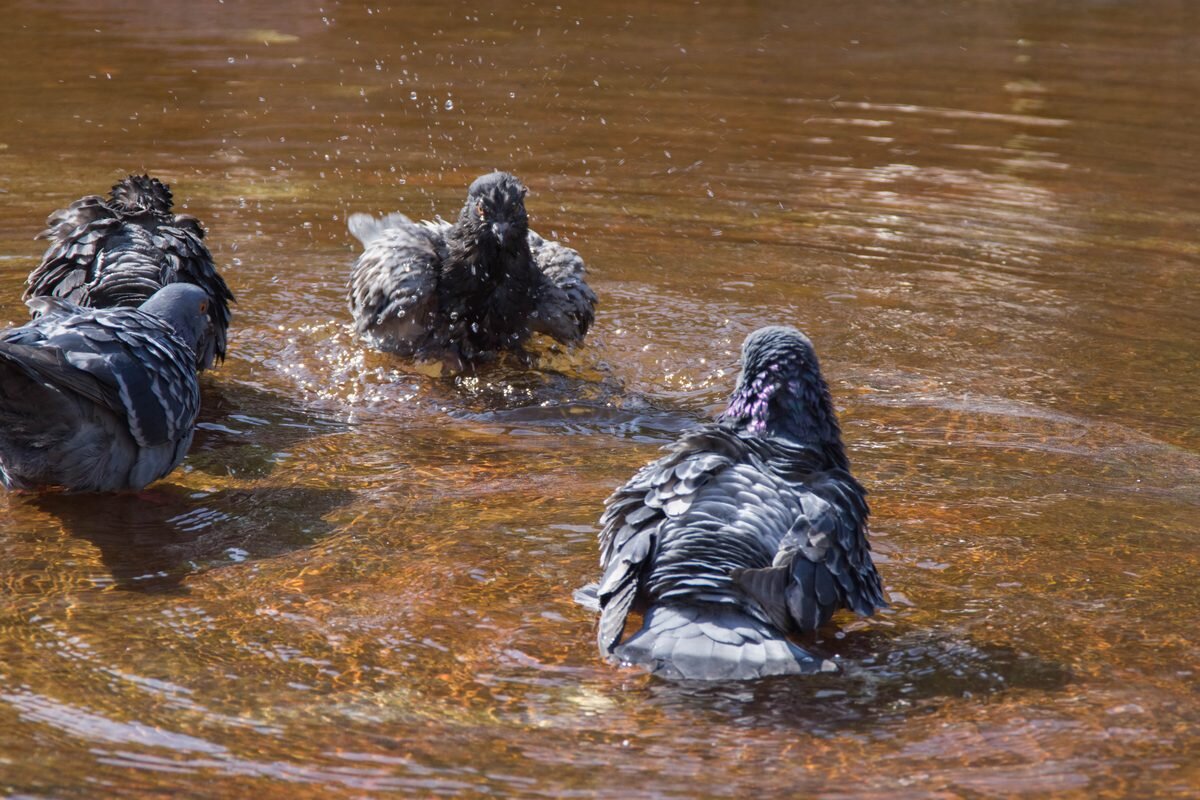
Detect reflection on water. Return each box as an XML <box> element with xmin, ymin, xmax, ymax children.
<box><xmin>0</xmin><ymin>0</ymin><xmax>1198</xmax><ymax>797</ymax></box>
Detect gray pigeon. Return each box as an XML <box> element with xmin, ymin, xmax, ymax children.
<box><xmin>577</xmin><ymin>326</ymin><xmax>886</xmax><ymax>680</ymax></box>
<box><xmin>0</xmin><ymin>283</ymin><xmax>210</xmax><ymax>492</ymax></box>
<box><xmin>347</xmin><ymin>172</ymin><xmax>596</xmax><ymax>367</ymax></box>
<box><xmin>24</xmin><ymin>174</ymin><xmax>234</xmax><ymax>371</ymax></box>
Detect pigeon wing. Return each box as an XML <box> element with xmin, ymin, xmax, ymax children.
<box><xmin>734</xmin><ymin>467</ymin><xmax>885</xmax><ymax>633</ymax></box>
<box><xmin>527</xmin><ymin>229</ymin><xmax>596</xmax><ymax>344</ymax></box>
<box><xmin>347</xmin><ymin>214</ymin><xmax>441</xmax><ymax>351</ymax></box>
<box><xmin>0</xmin><ymin>309</ymin><xmax>200</xmax><ymax>448</ymax></box>
<box><xmin>593</xmin><ymin>425</ymin><xmax>744</xmax><ymax>655</ymax></box>
<box><xmin>25</xmin><ymin>197</ymin><xmax>125</xmax><ymax>306</ymax></box>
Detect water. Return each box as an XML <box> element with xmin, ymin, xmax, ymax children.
<box><xmin>1</xmin><ymin>1</ymin><xmax>1198</xmax><ymax>797</ymax></box>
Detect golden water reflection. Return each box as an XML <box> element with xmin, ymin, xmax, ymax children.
<box><xmin>0</xmin><ymin>0</ymin><xmax>1197</xmax><ymax>797</ymax></box>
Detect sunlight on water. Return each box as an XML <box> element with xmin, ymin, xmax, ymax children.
<box><xmin>0</xmin><ymin>0</ymin><xmax>1197</xmax><ymax>797</ymax></box>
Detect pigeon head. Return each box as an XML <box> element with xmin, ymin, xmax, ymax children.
<box><xmin>110</xmin><ymin>174</ymin><xmax>174</xmax><ymax>215</ymax></box>
<box><xmin>461</xmin><ymin>171</ymin><xmax>529</xmax><ymax>247</ymax></box>
<box><xmin>138</xmin><ymin>284</ymin><xmax>212</xmax><ymax>358</ymax></box>
<box><xmin>721</xmin><ymin>326</ymin><xmax>848</xmax><ymax>468</ymax></box>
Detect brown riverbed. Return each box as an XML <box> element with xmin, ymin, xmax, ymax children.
<box><xmin>0</xmin><ymin>1</ymin><xmax>1197</xmax><ymax>797</ymax></box>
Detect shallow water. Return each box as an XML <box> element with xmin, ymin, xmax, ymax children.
<box><xmin>1</xmin><ymin>1</ymin><xmax>1198</xmax><ymax>797</ymax></box>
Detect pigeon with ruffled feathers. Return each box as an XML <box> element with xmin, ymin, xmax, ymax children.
<box><xmin>577</xmin><ymin>326</ymin><xmax>886</xmax><ymax>680</ymax></box>
<box><xmin>24</xmin><ymin>174</ymin><xmax>234</xmax><ymax>370</ymax></box>
<box><xmin>0</xmin><ymin>284</ymin><xmax>210</xmax><ymax>493</ymax></box>
<box><xmin>347</xmin><ymin>172</ymin><xmax>596</xmax><ymax>367</ymax></box>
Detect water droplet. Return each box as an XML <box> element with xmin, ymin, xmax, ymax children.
<box><xmin>444</xmin><ymin>99</ymin><xmax>454</xmax><ymax>110</ymax></box>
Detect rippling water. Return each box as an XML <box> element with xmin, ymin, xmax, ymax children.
<box><xmin>1</xmin><ymin>1</ymin><xmax>1197</xmax><ymax>797</ymax></box>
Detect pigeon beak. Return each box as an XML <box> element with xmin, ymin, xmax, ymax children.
<box><xmin>491</xmin><ymin>221</ymin><xmax>511</xmax><ymax>242</ymax></box>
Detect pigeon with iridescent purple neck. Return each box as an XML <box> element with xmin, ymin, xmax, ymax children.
<box><xmin>576</xmin><ymin>326</ymin><xmax>886</xmax><ymax>680</ymax></box>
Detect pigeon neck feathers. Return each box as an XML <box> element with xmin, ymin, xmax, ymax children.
<box><xmin>443</xmin><ymin>172</ymin><xmax>532</xmax><ymax>283</ymax></box>
<box><xmin>441</xmin><ymin>214</ymin><xmax>531</xmax><ymax>282</ymax></box>
<box><xmin>720</xmin><ymin>326</ymin><xmax>849</xmax><ymax>470</ymax></box>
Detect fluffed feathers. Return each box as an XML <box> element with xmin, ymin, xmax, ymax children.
<box><xmin>528</xmin><ymin>230</ymin><xmax>596</xmax><ymax>344</ymax></box>
<box><xmin>24</xmin><ymin>174</ymin><xmax>234</xmax><ymax>370</ymax></box>
<box><xmin>347</xmin><ymin>172</ymin><xmax>596</xmax><ymax>365</ymax></box>
<box><xmin>581</xmin><ymin>325</ymin><xmax>886</xmax><ymax>680</ymax></box>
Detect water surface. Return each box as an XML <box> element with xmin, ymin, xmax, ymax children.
<box><xmin>1</xmin><ymin>1</ymin><xmax>1198</xmax><ymax>797</ymax></box>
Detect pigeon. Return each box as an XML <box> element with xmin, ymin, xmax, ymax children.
<box><xmin>347</xmin><ymin>172</ymin><xmax>596</xmax><ymax>367</ymax></box>
<box><xmin>23</xmin><ymin>174</ymin><xmax>234</xmax><ymax>371</ymax></box>
<box><xmin>577</xmin><ymin>326</ymin><xmax>886</xmax><ymax>680</ymax></box>
<box><xmin>0</xmin><ymin>283</ymin><xmax>210</xmax><ymax>493</ymax></box>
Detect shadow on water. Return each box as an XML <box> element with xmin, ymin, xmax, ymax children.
<box><xmin>189</xmin><ymin>377</ymin><xmax>350</xmax><ymax>479</ymax></box>
<box><xmin>459</xmin><ymin>398</ymin><xmax>700</xmax><ymax>441</ymax></box>
<box><xmin>638</xmin><ymin>629</ymin><xmax>1069</xmax><ymax>732</ymax></box>
<box><xmin>24</xmin><ymin>484</ymin><xmax>356</xmax><ymax>593</ymax></box>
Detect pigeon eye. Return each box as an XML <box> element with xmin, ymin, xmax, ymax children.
<box><xmin>476</xmin><ymin>202</ymin><xmax>486</xmax><ymax>220</ymax></box>
<box><xmin>199</xmin><ymin>301</ymin><xmax>208</xmax><ymax>314</ymax></box>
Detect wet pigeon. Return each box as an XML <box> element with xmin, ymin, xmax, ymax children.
<box><xmin>347</xmin><ymin>172</ymin><xmax>596</xmax><ymax>367</ymax></box>
<box><xmin>24</xmin><ymin>174</ymin><xmax>234</xmax><ymax>370</ymax></box>
<box><xmin>577</xmin><ymin>326</ymin><xmax>886</xmax><ymax>680</ymax></box>
<box><xmin>0</xmin><ymin>283</ymin><xmax>210</xmax><ymax>493</ymax></box>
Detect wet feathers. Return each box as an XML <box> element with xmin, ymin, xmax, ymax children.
<box><xmin>347</xmin><ymin>172</ymin><xmax>596</xmax><ymax>365</ymax></box>
<box><xmin>582</xmin><ymin>326</ymin><xmax>886</xmax><ymax>680</ymax></box>
<box><xmin>24</xmin><ymin>174</ymin><xmax>234</xmax><ymax>371</ymax></box>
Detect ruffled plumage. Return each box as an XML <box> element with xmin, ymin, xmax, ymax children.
<box><xmin>24</xmin><ymin>174</ymin><xmax>234</xmax><ymax>370</ymax></box>
<box><xmin>347</xmin><ymin>172</ymin><xmax>596</xmax><ymax>366</ymax></box>
<box><xmin>579</xmin><ymin>326</ymin><xmax>886</xmax><ymax>680</ymax></box>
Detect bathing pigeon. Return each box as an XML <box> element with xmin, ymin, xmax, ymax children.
<box><xmin>24</xmin><ymin>174</ymin><xmax>234</xmax><ymax>370</ymax></box>
<box><xmin>347</xmin><ymin>172</ymin><xmax>596</xmax><ymax>367</ymax></box>
<box><xmin>0</xmin><ymin>283</ymin><xmax>210</xmax><ymax>492</ymax></box>
<box><xmin>578</xmin><ymin>326</ymin><xmax>886</xmax><ymax>680</ymax></box>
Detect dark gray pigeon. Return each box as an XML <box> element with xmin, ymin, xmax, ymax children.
<box><xmin>0</xmin><ymin>283</ymin><xmax>209</xmax><ymax>493</ymax></box>
<box><xmin>576</xmin><ymin>326</ymin><xmax>886</xmax><ymax>680</ymax></box>
<box><xmin>347</xmin><ymin>172</ymin><xmax>596</xmax><ymax>368</ymax></box>
<box><xmin>24</xmin><ymin>174</ymin><xmax>234</xmax><ymax>371</ymax></box>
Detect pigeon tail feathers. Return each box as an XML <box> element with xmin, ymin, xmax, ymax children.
<box><xmin>611</xmin><ymin>604</ymin><xmax>834</xmax><ymax>680</ymax></box>
<box><xmin>347</xmin><ymin>212</ymin><xmax>415</xmax><ymax>246</ymax></box>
